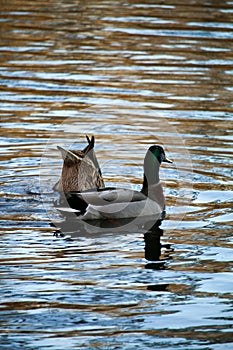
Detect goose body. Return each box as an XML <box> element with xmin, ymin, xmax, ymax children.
<box><xmin>58</xmin><ymin>145</ymin><xmax>172</xmax><ymax>221</ymax></box>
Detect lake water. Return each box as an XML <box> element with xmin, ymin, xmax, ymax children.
<box><xmin>0</xmin><ymin>1</ymin><xmax>233</xmax><ymax>349</ymax></box>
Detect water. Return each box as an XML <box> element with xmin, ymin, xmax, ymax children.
<box><xmin>0</xmin><ymin>1</ymin><xmax>233</xmax><ymax>349</ymax></box>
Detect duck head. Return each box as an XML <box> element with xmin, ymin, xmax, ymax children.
<box><xmin>146</xmin><ymin>145</ymin><xmax>173</xmax><ymax>165</ymax></box>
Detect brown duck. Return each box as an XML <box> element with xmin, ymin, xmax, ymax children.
<box><xmin>54</xmin><ymin>136</ymin><xmax>105</xmax><ymax>193</ymax></box>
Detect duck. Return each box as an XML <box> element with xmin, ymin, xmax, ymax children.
<box><xmin>57</xmin><ymin>145</ymin><xmax>172</xmax><ymax>221</ymax></box>
<box><xmin>54</xmin><ymin>135</ymin><xmax>105</xmax><ymax>192</ymax></box>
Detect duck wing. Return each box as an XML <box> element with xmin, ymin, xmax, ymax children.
<box><xmin>66</xmin><ymin>187</ymin><xmax>147</xmax><ymax>207</ymax></box>
<box><xmin>76</xmin><ymin>156</ymin><xmax>105</xmax><ymax>192</ymax></box>
<box><xmin>58</xmin><ymin>188</ymin><xmax>162</xmax><ymax>220</ymax></box>
<box><xmin>54</xmin><ymin>136</ymin><xmax>105</xmax><ymax>192</ymax></box>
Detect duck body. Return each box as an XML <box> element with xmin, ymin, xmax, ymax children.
<box><xmin>54</xmin><ymin>136</ymin><xmax>105</xmax><ymax>192</ymax></box>
<box><xmin>60</xmin><ymin>187</ymin><xmax>162</xmax><ymax>220</ymax></box>
<box><xmin>57</xmin><ymin>145</ymin><xmax>172</xmax><ymax>221</ymax></box>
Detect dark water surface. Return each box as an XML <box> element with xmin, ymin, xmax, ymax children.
<box><xmin>0</xmin><ymin>1</ymin><xmax>233</xmax><ymax>349</ymax></box>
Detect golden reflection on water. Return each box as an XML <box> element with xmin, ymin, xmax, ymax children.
<box><xmin>0</xmin><ymin>0</ymin><xmax>233</xmax><ymax>349</ymax></box>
